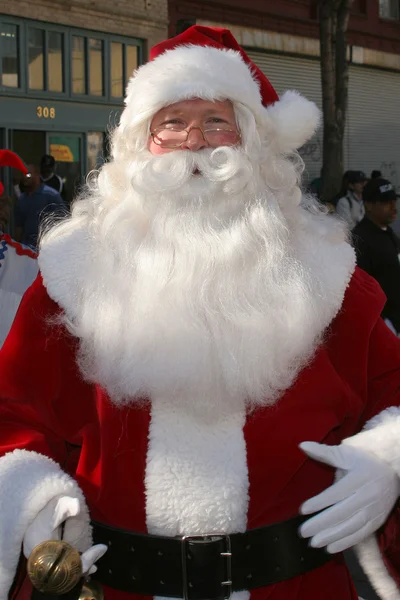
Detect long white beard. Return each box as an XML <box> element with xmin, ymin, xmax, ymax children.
<box><xmin>39</xmin><ymin>146</ymin><xmax>353</xmax><ymax>420</ymax></box>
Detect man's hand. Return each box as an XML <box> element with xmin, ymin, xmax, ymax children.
<box><xmin>23</xmin><ymin>496</ymin><xmax>107</xmax><ymax>575</ymax></box>
<box><xmin>298</xmin><ymin>441</ymin><xmax>400</xmax><ymax>553</ymax></box>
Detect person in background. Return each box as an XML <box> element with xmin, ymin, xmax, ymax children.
<box><xmin>353</xmin><ymin>177</ymin><xmax>400</xmax><ymax>335</ymax></box>
<box><xmin>336</xmin><ymin>170</ymin><xmax>368</xmax><ymax>230</ymax></box>
<box><xmin>0</xmin><ymin>226</ymin><xmax>38</xmax><ymax>348</ymax></box>
<box><xmin>12</xmin><ymin>174</ymin><xmax>25</xmax><ymax>200</ymax></box>
<box><xmin>371</xmin><ymin>170</ymin><xmax>382</xmax><ymax>179</ymax></box>
<box><xmin>331</xmin><ymin>170</ymin><xmax>350</xmax><ymax>207</ymax></box>
<box><xmin>0</xmin><ymin>195</ymin><xmax>10</xmax><ymax>233</ymax></box>
<box><xmin>15</xmin><ymin>164</ymin><xmax>66</xmax><ymax>250</ymax></box>
<box><xmin>0</xmin><ymin>150</ymin><xmax>38</xmax><ymax>347</ymax></box>
<box><xmin>309</xmin><ymin>168</ymin><xmax>322</xmax><ymax>200</ymax></box>
<box><xmin>40</xmin><ymin>154</ymin><xmax>68</xmax><ymax>205</ymax></box>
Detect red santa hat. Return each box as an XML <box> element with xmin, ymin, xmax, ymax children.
<box><xmin>120</xmin><ymin>25</ymin><xmax>320</xmax><ymax>154</ymax></box>
<box><xmin>0</xmin><ymin>150</ymin><xmax>29</xmax><ymax>197</ymax></box>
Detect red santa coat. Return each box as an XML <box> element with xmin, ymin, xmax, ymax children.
<box><xmin>1</xmin><ymin>268</ymin><xmax>400</xmax><ymax>600</ymax></box>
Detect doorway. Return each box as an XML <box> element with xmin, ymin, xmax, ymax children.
<box><xmin>11</xmin><ymin>130</ymin><xmax>46</xmax><ymax>166</ymax></box>
<box><xmin>47</xmin><ymin>133</ymin><xmax>83</xmax><ymax>207</ymax></box>
<box><xmin>8</xmin><ymin>130</ymin><xmax>83</xmax><ymax>208</ymax></box>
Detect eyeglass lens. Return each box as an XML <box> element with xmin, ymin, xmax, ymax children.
<box><xmin>153</xmin><ymin>128</ymin><xmax>239</xmax><ymax>147</ymax></box>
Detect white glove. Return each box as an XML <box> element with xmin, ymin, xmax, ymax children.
<box><xmin>384</xmin><ymin>318</ymin><xmax>398</xmax><ymax>335</ymax></box>
<box><xmin>23</xmin><ymin>496</ymin><xmax>107</xmax><ymax>575</ymax></box>
<box><xmin>298</xmin><ymin>441</ymin><xmax>400</xmax><ymax>553</ymax></box>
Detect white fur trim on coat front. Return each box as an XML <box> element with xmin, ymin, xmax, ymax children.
<box><xmin>343</xmin><ymin>407</ymin><xmax>400</xmax><ymax>600</ymax></box>
<box><xmin>0</xmin><ymin>449</ymin><xmax>92</xmax><ymax>598</ymax></box>
<box><xmin>120</xmin><ymin>44</ymin><xmax>320</xmax><ymax>153</ymax></box>
<box><xmin>145</xmin><ymin>397</ymin><xmax>249</xmax><ymax>600</ymax></box>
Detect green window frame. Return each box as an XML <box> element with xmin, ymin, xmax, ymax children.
<box><xmin>0</xmin><ymin>20</ymin><xmax>22</xmax><ymax>90</ymax></box>
<box><xmin>0</xmin><ymin>16</ymin><xmax>143</xmax><ymax>103</ymax></box>
<box><xmin>110</xmin><ymin>41</ymin><xmax>140</xmax><ymax>99</ymax></box>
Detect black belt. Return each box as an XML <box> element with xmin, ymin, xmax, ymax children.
<box><xmin>91</xmin><ymin>515</ymin><xmax>333</xmax><ymax>599</ymax></box>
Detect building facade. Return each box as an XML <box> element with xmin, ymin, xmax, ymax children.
<box><xmin>0</xmin><ymin>0</ymin><xmax>168</xmax><ymax>204</ymax></box>
<box><xmin>169</xmin><ymin>0</ymin><xmax>400</xmax><ymax>194</ymax></box>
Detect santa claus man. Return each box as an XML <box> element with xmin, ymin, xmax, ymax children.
<box><xmin>0</xmin><ymin>150</ymin><xmax>38</xmax><ymax>347</ymax></box>
<box><xmin>1</xmin><ymin>25</ymin><xmax>400</xmax><ymax>600</ymax></box>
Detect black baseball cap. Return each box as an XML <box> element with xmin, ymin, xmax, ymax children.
<box><xmin>363</xmin><ymin>177</ymin><xmax>397</xmax><ymax>203</ymax></box>
<box><xmin>371</xmin><ymin>170</ymin><xmax>382</xmax><ymax>179</ymax></box>
<box><xmin>347</xmin><ymin>170</ymin><xmax>368</xmax><ymax>184</ymax></box>
<box><xmin>40</xmin><ymin>154</ymin><xmax>55</xmax><ymax>168</ymax></box>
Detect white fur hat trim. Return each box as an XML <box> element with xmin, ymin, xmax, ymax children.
<box><xmin>119</xmin><ymin>44</ymin><xmax>321</xmax><ymax>153</ymax></box>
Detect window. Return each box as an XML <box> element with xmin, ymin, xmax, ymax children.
<box><xmin>111</xmin><ymin>42</ymin><xmax>123</xmax><ymax>97</ymax></box>
<box><xmin>111</xmin><ymin>43</ymin><xmax>139</xmax><ymax>97</ymax></box>
<box><xmin>87</xmin><ymin>131</ymin><xmax>104</xmax><ymax>172</ymax></box>
<box><xmin>72</xmin><ymin>35</ymin><xmax>86</xmax><ymax>94</ymax></box>
<box><xmin>125</xmin><ymin>45</ymin><xmax>138</xmax><ymax>84</ymax></box>
<box><xmin>1</xmin><ymin>23</ymin><xmax>19</xmax><ymax>88</ymax></box>
<box><xmin>0</xmin><ymin>18</ymin><xmax>142</xmax><ymax>100</ymax></box>
<box><xmin>28</xmin><ymin>28</ymin><xmax>64</xmax><ymax>93</ymax></box>
<box><xmin>380</xmin><ymin>0</ymin><xmax>400</xmax><ymax>19</ymax></box>
<box><xmin>48</xmin><ymin>31</ymin><xmax>64</xmax><ymax>92</ymax></box>
<box><xmin>89</xmin><ymin>38</ymin><xmax>103</xmax><ymax>96</ymax></box>
<box><xmin>28</xmin><ymin>28</ymin><xmax>44</xmax><ymax>90</ymax></box>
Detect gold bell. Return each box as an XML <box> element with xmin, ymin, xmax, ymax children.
<box><xmin>79</xmin><ymin>579</ymin><xmax>104</xmax><ymax>600</ymax></box>
<box><xmin>27</xmin><ymin>540</ymin><xmax>83</xmax><ymax>595</ymax></box>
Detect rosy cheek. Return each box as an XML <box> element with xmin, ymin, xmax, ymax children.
<box><xmin>148</xmin><ymin>139</ymin><xmax>174</xmax><ymax>155</ymax></box>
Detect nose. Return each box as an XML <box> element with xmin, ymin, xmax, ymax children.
<box><xmin>180</xmin><ymin>127</ymin><xmax>208</xmax><ymax>152</ymax></box>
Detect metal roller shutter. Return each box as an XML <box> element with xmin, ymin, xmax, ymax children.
<box><xmin>346</xmin><ymin>65</ymin><xmax>400</xmax><ymax>190</ymax></box>
<box><xmin>246</xmin><ymin>50</ymin><xmax>323</xmax><ymax>185</ymax></box>
<box><xmin>247</xmin><ymin>51</ymin><xmax>400</xmax><ymax>203</ymax></box>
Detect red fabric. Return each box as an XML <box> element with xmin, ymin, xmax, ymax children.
<box><xmin>149</xmin><ymin>25</ymin><xmax>279</xmax><ymax>107</ymax></box>
<box><xmin>0</xmin><ymin>234</ymin><xmax>37</xmax><ymax>259</ymax></box>
<box><xmin>1</xmin><ymin>268</ymin><xmax>400</xmax><ymax>599</ymax></box>
<box><xmin>0</xmin><ymin>150</ymin><xmax>28</xmax><ymax>196</ymax></box>
<box><xmin>0</xmin><ymin>150</ymin><xmax>28</xmax><ymax>174</ymax></box>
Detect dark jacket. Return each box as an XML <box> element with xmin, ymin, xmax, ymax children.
<box><xmin>41</xmin><ymin>173</ymin><xmax>68</xmax><ymax>204</ymax></box>
<box><xmin>353</xmin><ymin>217</ymin><xmax>400</xmax><ymax>332</ymax></box>
<box><xmin>15</xmin><ymin>184</ymin><xmax>66</xmax><ymax>249</ymax></box>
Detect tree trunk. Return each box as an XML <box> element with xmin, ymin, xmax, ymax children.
<box><xmin>319</xmin><ymin>0</ymin><xmax>353</xmax><ymax>204</ymax></box>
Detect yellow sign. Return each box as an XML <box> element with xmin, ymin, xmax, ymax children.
<box><xmin>49</xmin><ymin>144</ymin><xmax>74</xmax><ymax>163</ymax></box>
<box><xmin>36</xmin><ymin>106</ymin><xmax>56</xmax><ymax>119</ymax></box>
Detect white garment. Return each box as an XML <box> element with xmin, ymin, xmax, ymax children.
<box><xmin>41</xmin><ymin>173</ymin><xmax>64</xmax><ymax>194</ymax></box>
<box><xmin>384</xmin><ymin>318</ymin><xmax>398</xmax><ymax>335</ymax></box>
<box><xmin>0</xmin><ymin>236</ymin><xmax>38</xmax><ymax>347</ymax></box>
<box><xmin>336</xmin><ymin>191</ymin><xmax>365</xmax><ymax>230</ymax></box>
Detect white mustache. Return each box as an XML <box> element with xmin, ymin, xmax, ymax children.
<box><xmin>129</xmin><ymin>147</ymin><xmax>253</xmax><ymax>195</ymax></box>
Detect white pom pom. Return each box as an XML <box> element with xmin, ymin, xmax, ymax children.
<box><xmin>267</xmin><ymin>90</ymin><xmax>321</xmax><ymax>153</ymax></box>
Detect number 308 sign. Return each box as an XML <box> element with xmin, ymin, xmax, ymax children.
<box><xmin>36</xmin><ymin>106</ymin><xmax>56</xmax><ymax>119</ymax></box>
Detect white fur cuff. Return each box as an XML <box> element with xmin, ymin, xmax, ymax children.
<box><xmin>343</xmin><ymin>407</ymin><xmax>400</xmax><ymax>476</ymax></box>
<box><xmin>344</xmin><ymin>407</ymin><xmax>400</xmax><ymax>600</ymax></box>
<box><xmin>0</xmin><ymin>449</ymin><xmax>92</xmax><ymax>598</ymax></box>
